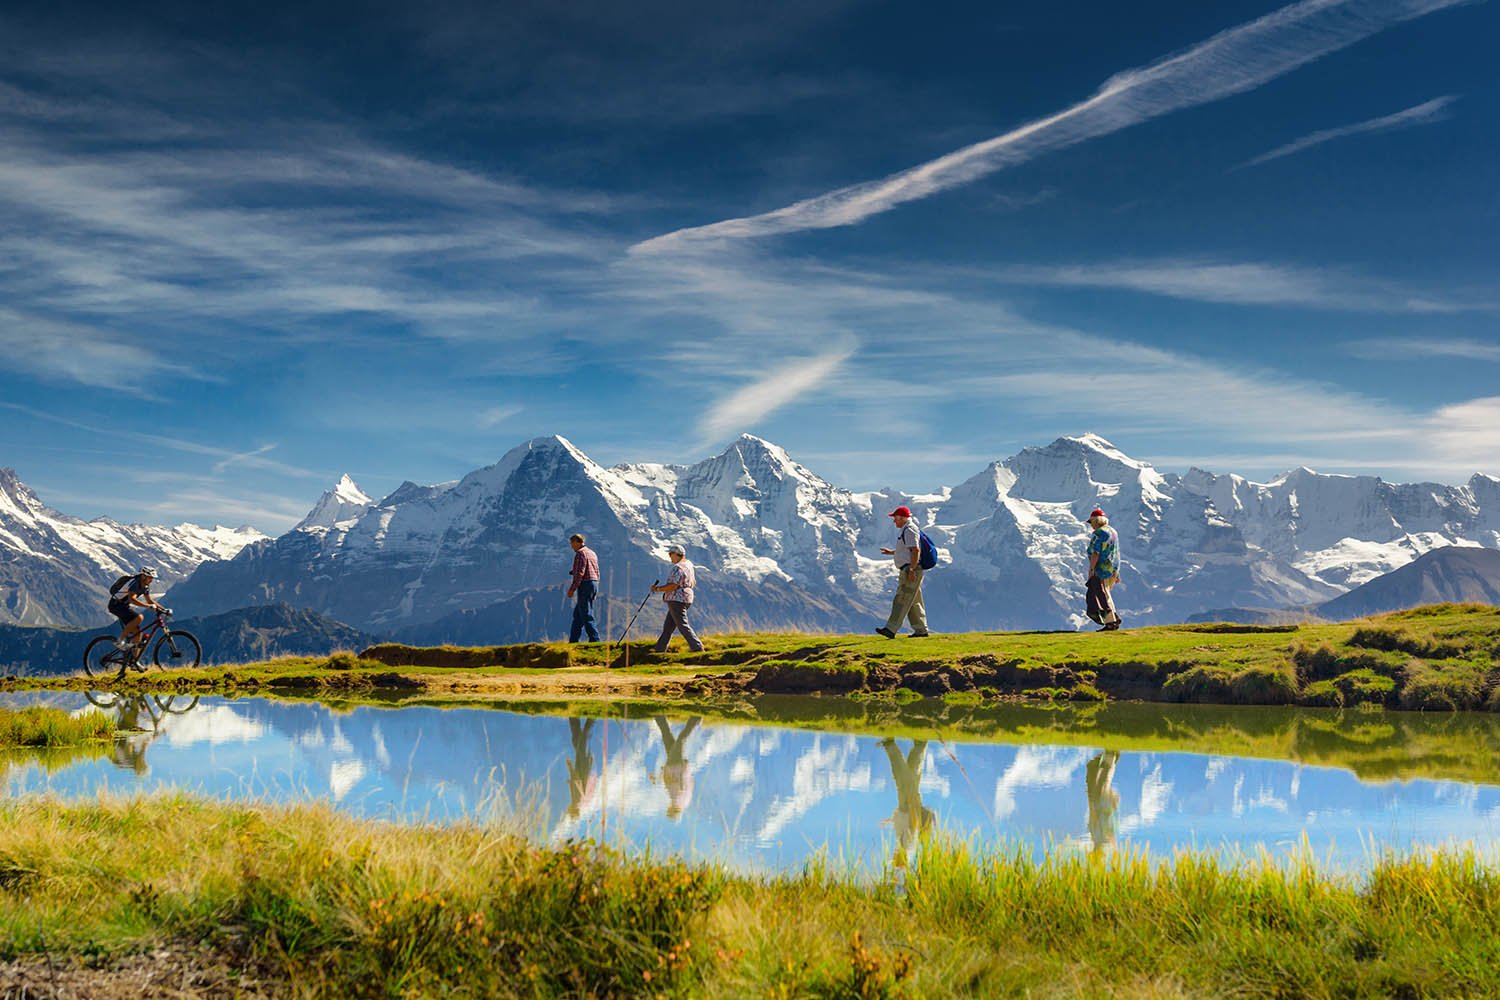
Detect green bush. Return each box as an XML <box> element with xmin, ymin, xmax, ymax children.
<box><xmin>1229</xmin><ymin>664</ymin><xmax>1298</xmax><ymax>705</ymax></box>
<box><xmin>1399</xmin><ymin>659</ymin><xmax>1485</xmax><ymax>711</ymax></box>
<box><xmin>1162</xmin><ymin>666</ymin><xmax>1232</xmax><ymax>703</ymax></box>
<box><xmin>1349</xmin><ymin>626</ymin><xmax>1466</xmax><ymax>660</ymax></box>
<box><xmin>1300</xmin><ymin>679</ymin><xmax>1344</xmax><ymax>708</ymax></box>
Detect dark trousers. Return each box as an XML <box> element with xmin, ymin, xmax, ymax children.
<box><xmin>1085</xmin><ymin>575</ymin><xmax>1119</xmax><ymax>625</ymax></box>
<box><xmin>655</xmin><ymin>600</ymin><xmax>704</xmax><ymax>652</ymax></box>
<box><xmin>569</xmin><ymin>579</ymin><xmax>600</xmax><ymax>642</ymax></box>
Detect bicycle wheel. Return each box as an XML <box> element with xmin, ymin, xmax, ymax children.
<box><xmin>84</xmin><ymin>690</ymin><xmax>123</xmax><ymax>709</ymax></box>
<box><xmin>83</xmin><ymin>636</ymin><xmax>127</xmax><ymax>679</ymax></box>
<box><xmin>152</xmin><ymin>630</ymin><xmax>201</xmax><ymax>669</ymax></box>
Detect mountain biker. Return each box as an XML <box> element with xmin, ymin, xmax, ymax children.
<box><xmin>109</xmin><ymin>568</ymin><xmax>169</xmax><ymax>660</ymax></box>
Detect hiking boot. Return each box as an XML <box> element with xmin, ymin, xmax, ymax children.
<box><xmin>875</xmin><ymin>627</ymin><xmax>896</xmax><ymax>639</ymax></box>
<box><xmin>908</xmin><ymin>631</ymin><xmax>930</xmax><ymax>638</ymax></box>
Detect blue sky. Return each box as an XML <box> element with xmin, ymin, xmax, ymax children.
<box><xmin>1</xmin><ymin>0</ymin><xmax>1496</xmax><ymax>531</ymax></box>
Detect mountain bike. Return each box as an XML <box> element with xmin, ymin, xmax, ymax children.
<box><xmin>83</xmin><ymin>610</ymin><xmax>202</xmax><ymax>679</ymax></box>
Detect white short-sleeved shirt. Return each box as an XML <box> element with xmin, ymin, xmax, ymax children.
<box><xmin>892</xmin><ymin>523</ymin><xmax>920</xmax><ymax>567</ymax></box>
<box><xmin>664</xmin><ymin>559</ymin><xmax>696</xmax><ymax>605</ymax></box>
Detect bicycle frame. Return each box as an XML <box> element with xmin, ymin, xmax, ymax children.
<box><xmin>124</xmin><ymin>610</ymin><xmax>172</xmax><ymax>652</ymax></box>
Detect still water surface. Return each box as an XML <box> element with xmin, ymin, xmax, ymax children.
<box><xmin>5</xmin><ymin>692</ymin><xmax>1500</xmax><ymax>875</ymax></box>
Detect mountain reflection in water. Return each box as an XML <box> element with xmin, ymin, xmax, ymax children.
<box><xmin>4</xmin><ymin>693</ymin><xmax>1500</xmax><ymax>875</ymax></box>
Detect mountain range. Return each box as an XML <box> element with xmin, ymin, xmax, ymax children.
<box><xmin>1318</xmin><ymin>547</ymin><xmax>1500</xmax><ymax>621</ymax></box>
<box><xmin>154</xmin><ymin>433</ymin><xmax>1500</xmax><ymax>641</ymax></box>
<box><xmin>0</xmin><ymin>468</ymin><xmax>265</xmax><ymax>628</ymax></box>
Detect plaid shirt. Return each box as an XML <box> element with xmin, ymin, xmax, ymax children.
<box><xmin>570</xmin><ymin>546</ymin><xmax>600</xmax><ymax>587</ymax></box>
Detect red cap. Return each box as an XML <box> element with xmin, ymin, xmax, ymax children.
<box><xmin>1089</xmin><ymin>509</ymin><xmax>1105</xmax><ymax>518</ymax></box>
<box><xmin>888</xmin><ymin>505</ymin><xmax>913</xmax><ymax>518</ymax></box>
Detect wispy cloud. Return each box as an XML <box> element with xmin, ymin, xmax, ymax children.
<box><xmin>697</xmin><ymin>340</ymin><xmax>857</xmax><ymax>446</ymax></box>
<box><xmin>1344</xmin><ymin>336</ymin><xmax>1500</xmax><ymax>363</ymax></box>
<box><xmin>991</xmin><ymin>258</ymin><xmax>1491</xmax><ymax>312</ymax></box>
<box><xmin>1238</xmin><ymin>95</ymin><xmax>1457</xmax><ymax>168</ymax></box>
<box><xmin>633</xmin><ymin>0</ymin><xmax>1469</xmax><ymax>252</ymax></box>
<box><xmin>0</xmin><ymin>402</ymin><xmax>327</xmax><ymax>481</ymax></box>
<box><xmin>479</xmin><ymin>405</ymin><xmax>523</xmax><ymax>429</ymax></box>
<box><xmin>0</xmin><ymin>309</ymin><xmax>203</xmax><ymax>392</ymax></box>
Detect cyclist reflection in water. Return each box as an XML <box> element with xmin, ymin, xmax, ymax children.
<box><xmin>653</xmin><ymin>716</ymin><xmax>700</xmax><ymax>821</ymax></box>
<box><xmin>1086</xmin><ymin>750</ymin><xmax>1121</xmax><ymax>854</ymax></box>
<box><xmin>565</xmin><ymin>718</ymin><xmax>598</xmax><ymax>820</ymax></box>
<box><xmin>880</xmin><ymin>738</ymin><xmax>935</xmax><ymax>865</ymax></box>
<box><xmin>90</xmin><ymin>693</ymin><xmax>199</xmax><ymax>776</ymax></box>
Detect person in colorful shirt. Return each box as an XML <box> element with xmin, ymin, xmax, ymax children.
<box><xmin>651</xmin><ymin>544</ymin><xmax>704</xmax><ymax>653</ymax></box>
<box><xmin>566</xmin><ymin>533</ymin><xmax>601</xmax><ymax>643</ymax></box>
<box><xmin>1085</xmin><ymin>508</ymin><xmax>1122</xmax><ymax>630</ymax></box>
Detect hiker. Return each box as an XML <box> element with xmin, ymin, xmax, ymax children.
<box><xmin>876</xmin><ymin>505</ymin><xmax>928</xmax><ymax>638</ymax></box>
<box><xmin>653</xmin><ymin>715</ymin><xmax>701</xmax><ymax>820</ymax></box>
<box><xmin>651</xmin><ymin>544</ymin><xmax>704</xmax><ymax>653</ymax></box>
<box><xmin>1085</xmin><ymin>508</ymin><xmax>1122</xmax><ymax>630</ymax></box>
<box><xmin>564</xmin><ymin>717</ymin><xmax>598</xmax><ymax>820</ymax></box>
<box><xmin>880</xmin><ymin>737</ymin><xmax>935</xmax><ymax>863</ymax></box>
<box><xmin>566</xmin><ymin>533</ymin><xmax>601</xmax><ymax>643</ymax></box>
<box><xmin>1086</xmin><ymin>750</ymin><xmax>1121</xmax><ymax>854</ymax></box>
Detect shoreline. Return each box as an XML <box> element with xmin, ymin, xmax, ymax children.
<box><xmin>6</xmin><ymin>603</ymin><xmax>1498</xmax><ymax>712</ymax></box>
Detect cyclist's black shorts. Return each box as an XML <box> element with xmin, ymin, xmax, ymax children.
<box><xmin>109</xmin><ymin>600</ymin><xmax>140</xmax><ymax>625</ymax></box>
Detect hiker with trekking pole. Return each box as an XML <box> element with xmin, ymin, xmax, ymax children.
<box><xmin>651</xmin><ymin>544</ymin><xmax>705</xmax><ymax>653</ymax></box>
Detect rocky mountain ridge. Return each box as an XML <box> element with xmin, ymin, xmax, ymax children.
<box><xmin>164</xmin><ymin>434</ymin><xmax>1500</xmax><ymax>639</ymax></box>
<box><xmin>0</xmin><ymin>468</ymin><xmax>266</xmax><ymax>628</ymax></box>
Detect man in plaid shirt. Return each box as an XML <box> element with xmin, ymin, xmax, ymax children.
<box><xmin>567</xmin><ymin>533</ymin><xmax>602</xmax><ymax>642</ymax></box>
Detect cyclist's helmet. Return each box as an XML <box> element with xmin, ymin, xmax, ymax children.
<box><xmin>139</xmin><ymin>567</ymin><xmax>157</xmax><ymax>578</ymax></box>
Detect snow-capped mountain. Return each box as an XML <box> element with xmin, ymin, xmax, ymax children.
<box><xmin>166</xmin><ymin>434</ymin><xmax>1500</xmax><ymax>638</ymax></box>
<box><xmin>0</xmin><ymin>468</ymin><xmax>267</xmax><ymax>627</ymax></box>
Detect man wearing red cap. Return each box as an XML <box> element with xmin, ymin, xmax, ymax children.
<box><xmin>1085</xmin><ymin>509</ymin><xmax>1122</xmax><ymax>630</ymax></box>
<box><xmin>876</xmin><ymin>505</ymin><xmax>928</xmax><ymax>638</ymax></box>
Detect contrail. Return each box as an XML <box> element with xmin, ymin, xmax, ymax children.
<box><xmin>1239</xmin><ymin>94</ymin><xmax>1457</xmax><ymax>167</ymax></box>
<box><xmin>633</xmin><ymin>0</ymin><xmax>1473</xmax><ymax>253</ymax></box>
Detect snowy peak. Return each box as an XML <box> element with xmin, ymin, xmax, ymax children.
<box><xmin>295</xmin><ymin>474</ymin><xmax>374</xmax><ymax>531</ymax></box>
<box><xmin>1003</xmin><ymin>434</ymin><xmax>1167</xmax><ymax>509</ymax></box>
<box><xmin>0</xmin><ymin>468</ymin><xmax>268</xmax><ymax>626</ymax></box>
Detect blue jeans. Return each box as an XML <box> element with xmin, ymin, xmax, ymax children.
<box><xmin>570</xmin><ymin>579</ymin><xmax>600</xmax><ymax>642</ymax></box>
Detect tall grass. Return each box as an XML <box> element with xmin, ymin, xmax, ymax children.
<box><xmin>0</xmin><ymin>706</ymin><xmax>113</xmax><ymax>748</ymax></box>
<box><xmin>4</xmin><ymin>796</ymin><xmax>1500</xmax><ymax>997</ymax></box>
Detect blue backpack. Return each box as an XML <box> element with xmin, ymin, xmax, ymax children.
<box><xmin>918</xmin><ymin>531</ymin><xmax>938</xmax><ymax>571</ymax></box>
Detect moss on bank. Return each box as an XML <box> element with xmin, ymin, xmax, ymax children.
<box><xmin>2</xmin><ymin>796</ymin><xmax>1499</xmax><ymax>998</ymax></box>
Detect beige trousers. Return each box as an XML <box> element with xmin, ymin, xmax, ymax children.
<box><xmin>884</xmin><ymin>565</ymin><xmax>927</xmax><ymax>633</ymax></box>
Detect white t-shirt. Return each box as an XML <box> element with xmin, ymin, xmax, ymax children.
<box><xmin>664</xmin><ymin>559</ymin><xmax>696</xmax><ymax>604</ymax></box>
<box><xmin>893</xmin><ymin>523</ymin><xmax>920</xmax><ymax>567</ymax></box>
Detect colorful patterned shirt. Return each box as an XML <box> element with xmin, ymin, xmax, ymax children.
<box><xmin>1088</xmin><ymin>525</ymin><xmax>1120</xmax><ymax>580</ymax></box>
<box><xmin>663</xmin><ymin>559</ymin><xmax>696</xmax><ymax>605</ymax></box>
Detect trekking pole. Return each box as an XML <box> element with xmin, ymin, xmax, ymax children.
<box><xmin>611</xmin><ymin>581</ymin><xmax>659</xmax><ymax>659</ymax></box>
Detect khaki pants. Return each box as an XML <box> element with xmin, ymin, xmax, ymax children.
<box><xmin>885</xmin><ymin>565</ymin><xmax>927</xmax><ymax>633</ymax></box>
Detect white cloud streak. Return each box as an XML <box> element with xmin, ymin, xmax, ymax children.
<box><xmin>1239</xmin><ymin>95</ymin><xmax>1457</xmax><ymax>167</ymax></box>
<box><xmin>697</xmin><ymin>340</ymin><xmax>857</xmax><ymax>446</ymax></box>
<box><xmin>992</xmin><ymin>258</ymin><xmax>1491</xmax><ymax>312</ymax></box>
<box><xmin>633</xmin><ymin>0</ymin><xmax>1470</xmax><ymax>252</ymax></box>
<box><xmin>1344</xmin><ymin>336</ymin><xmax>1500</xmax><ymax>363</ymax></box>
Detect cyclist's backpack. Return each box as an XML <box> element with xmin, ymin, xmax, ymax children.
<box><xmin>108</xmin><ymin>575</ymin><xmax>133</xmax><ymax>598</ymax></box>
<box><xmin>918</xmin><ymin>531</ymin><xmax>939</xmax><ymax>571</ymax></box>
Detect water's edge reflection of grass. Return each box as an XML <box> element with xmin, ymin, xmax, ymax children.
<box><xmin>2</xmin><ymin>794</ymin><xmax>1497</xmax><ymax>998</ymax></box>
<box><xmin>282</xmin><ymin>691</ymin><xmax>1500</xmax><ymax>787</ymax></box>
